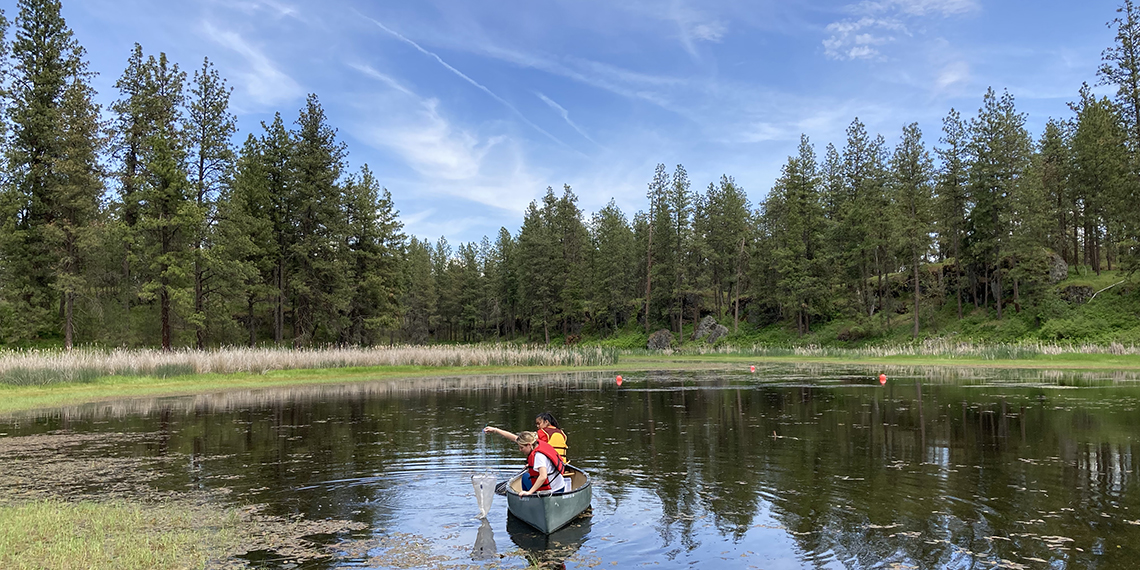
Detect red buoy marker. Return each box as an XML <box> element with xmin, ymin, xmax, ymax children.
<box><xmin>616</xmin><ymin>375</ymin><xmax>623</xmax><ymax>386</ymax></box>
<box><xmin>750</xmin><ymin>365</ymin><xmax>756</xmax><ymax>373</ymax></box>
<box><xmin>879</xmin><ymin>373</ymin><xmax>887</xmax><ymax>386</ymax></box>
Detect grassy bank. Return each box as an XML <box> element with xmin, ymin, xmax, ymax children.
<box><xmin>3</xmin><ymin>344</ymin><xmax>1140</xmax><ymax>416</ymax></box>
<box><xmin>0</xmin><ymin>500</ymin><xmax>242</xmax><ymax>570</ymax></box>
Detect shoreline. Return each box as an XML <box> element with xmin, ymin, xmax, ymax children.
<box><xmin>3</xmin><ymin>352</ymin><xmax>1140</xmax><ymax>416</ymax></box>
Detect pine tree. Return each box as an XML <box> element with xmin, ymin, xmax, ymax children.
<box><xmin>1069</xmin><ymin>84</ymin><xmax>1129</xmax><ymax>273</ymax></box>
<box><xmin>342</xmin><ymin>165</ymin><xmax>405</xmax><ymax>344</ymax></box>
<box><xmin>552</xmin><ymin>185</ymin><xmax>589</xmax><ymax>337</ymax></box>
<box><xmin>517</xmin><ymin>191</ymin><xmax>559</xmax><ymax>343</ymax></box>
<box><xmin>589</xmin><ymin>200</ymin><xmax>635</xmax><ymax>332</ymax></box>
<box><xmin>217</xmin><ymin>134</ymin><xmax>274</xmax><ymax>346</ymax></box>
<box><xmin>765</xmin><ymin>135</ymin><xmax>826</xmax><ymax>335</ymax></box>
<box><xmin>289</xmin><ymin>94</ymin><xmax>349</xmax><ymax>345</ymax></box>
<box><xmin>935</xmin><ymin>109</ymin><xmax>970</xmax><ymax>317</ymax></box>
<box><xmin>1</xmin><ymin>0</ymin><xmax>102</xmax><ymax>346</ymax></box>
<box><xmin>669</xmin><ymin>164</ymin><xmax>693</xmax><ymax>338</ymax></box>
<box><xmin>889</xmin><ymin>123</ymin><xmax>934</xmax><ymax>338</ymax></box>
<box><xmin>400</xmin><ymin>237</ymin><xmax>435</xmax><ymax>343</ymax></box>
<box><xmin>1037</xmin><ymin>120</ymin><xmax>1073</xmax><ymax>264</ymax></box>
<box><xmin>966</xmin><ymin>88</ymin><xmax>1032</xmax><ymax>319</ymax></box>
<box><xmin>185</xmin><ymin>57</ymin><xmax>236</xmax><ymax>348</ymax></box>
<box><xmin>643</xmin><ymin>164</ymin><xmax>672</xmax><ymax>332</ymax></box>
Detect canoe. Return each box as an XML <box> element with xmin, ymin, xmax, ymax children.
<box><xmin>504</xmin><ymin>465</ymin><xmax>592</xmax><ymax>534</ymax></box>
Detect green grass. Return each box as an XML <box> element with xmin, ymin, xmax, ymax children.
<box><xmin>0</xmin><ymin>500</ymin><xmax>241</xmax><ymax>570</ymax></box>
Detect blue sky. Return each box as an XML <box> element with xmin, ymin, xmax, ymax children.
<box><xmin>48</xmin><ymin>0</ymin><xmax>1118</xmax><ymax>244</ymax></box>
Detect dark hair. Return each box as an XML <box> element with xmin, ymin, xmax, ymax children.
<box><xmin>536</xmin><ymin>411</ymin><xmax>560</xmax><ymax>428</ymax></box>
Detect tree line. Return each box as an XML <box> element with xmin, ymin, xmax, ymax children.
<box><xmin>1</xmin><ymin>0</ymin><xmax>1139</xmax><ymax>350</ymax></box>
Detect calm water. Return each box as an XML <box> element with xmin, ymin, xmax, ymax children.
<box><xmin>3</xmin><ymin>365</ymin><xmax>1140</xmax><ymax>569</ymax></box>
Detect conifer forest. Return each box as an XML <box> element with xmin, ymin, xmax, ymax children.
<box><xmin>5</xmin><ymin>0</ymin><xmax>1140</xmax><ymax>350</ymax></box>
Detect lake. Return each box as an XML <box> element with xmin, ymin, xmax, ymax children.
<box><xmin>2</xmin><ymin>364</ymin><xmax>1139</xmax><ymax>569</ymax></box>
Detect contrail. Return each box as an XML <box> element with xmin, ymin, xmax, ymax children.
<box><xmin>536</xmin><ymin>91</ymin><xmax>600</xmax><ymax>147</ymax></box>
<box><xmin>359</xmin><ymin>12</ymin><xmax>578</xmax><ymax>153</ymax></box>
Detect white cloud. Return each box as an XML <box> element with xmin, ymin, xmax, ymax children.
<box><xmin>691</xmin><ymin>21</ymin><xmax>727</xmax><ymax>42</ymax></box>
<box><xmin>348</xmin><ymin>65</ymin><xmax>545</xmax><ymax>213</ymax></box>
<box><xmin>936</xmin><ymin>60</ymin><xmax>970</xmax><ymax>90</ymax></box>
<box><xmin>856</xmin><ymin>0</ymin><xmax>979</xmax><ymax>17</ymax></box>
<box><xmin>824</xmin><ymin>0</ymin><xmax>976</xmax><ymax>61</ymax></box>
<box><xmin>823</xmin><ymin>17</ymin><xmax>908</xmax><ymax>60</ymax></box>
<box><xmin>200</xmin><ymin>21</ymin><xmax>303</xmax><ymax>107</ymax></box>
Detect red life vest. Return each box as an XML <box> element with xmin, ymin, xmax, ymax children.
<box><xmin>526</xmin><ymin>440</ymin><xmax>566</xmax><ymax>492</ymax></box>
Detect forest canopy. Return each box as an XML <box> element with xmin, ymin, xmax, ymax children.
<box><xmin>2</xmin><ymin>0</ymin><xmax>1140</xmax><ymax>349</ymax></box>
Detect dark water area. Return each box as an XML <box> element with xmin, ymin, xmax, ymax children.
<box><xmin>3</xmin><ymin>365</ymin><xmax>1140</xmax><ymax>569</ymax></box>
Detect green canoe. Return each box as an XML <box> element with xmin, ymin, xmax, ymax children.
<box><xmin>504</xmin><ymin>465</ymin><xmax>592</xmax><ymax>534</ymax></box>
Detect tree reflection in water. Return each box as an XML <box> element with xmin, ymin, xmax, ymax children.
<box><xmin>506</xmin><ymin>511</ymin><xmax>591</xmax><ymax>569</ymax></box>
<box><xmin>4</xmin><ymin>365</ymin><xmax>1140</xmax><ymax>568</ymax></box>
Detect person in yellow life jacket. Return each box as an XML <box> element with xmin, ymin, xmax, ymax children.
<box><xmin>514</xmin><ymin>431</ymin><xmax>565</xmax><ymax>496</ymax></box>
<box><xmin>535</xmin><ymin>412</ymin><xmax>568</xmax><ymax>462</ymax></box>
<box><xmin>484</xmin><ymin>411</ymin><xmax>569</xmax><ymax>462</ymax></box>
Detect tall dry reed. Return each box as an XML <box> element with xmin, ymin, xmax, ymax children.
<box><xmin>687</xmin><ymin>339</ymin><xmax>1140</xmax><ymax>360</ymax></box>
<box><xmin>0</xmin><ymin>345</ymin><xmax>619</xmax><ymax>386</ymax></box>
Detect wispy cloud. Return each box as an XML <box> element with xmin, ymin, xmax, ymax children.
<box><xmin>348</xmin><ymin>63</ymin><xmax>416</xmax><ymax>97</ymax></box>
<box><xmin>823</xmin><ymin>17</ymin><xmax>909</xmax><ymax>60</ymax></box>
<box><xmin>854</xmin><ymin>0</ymin><xmax>979</xmax><ymax>17</ymax></box>
<box><xmin>669</xmin><ymin>1</ymin><xmax>727</xmax><ymax>59</ymax></box>
<box><xmin>357</xmin><ymin>12</ymin><xmax>576</xmax><ymax>152</ymax></box>
<box><xmin>824</xmin><ymin>0</ymin><xmax>977</xmax><ymax>60</ymax></box>
<box><xmin>348</xmin><ymin>64</ymin><xmax>544</xmax><ymax>214</ymax></box>
<box><xmin>200</xmin><ymin>21</ymin><xmax>303</xmax><ymax>107</ymax></box>
<box><xmin>535</xmin><ymin>92</ymin><xmax>598</xmax><ymax>146</ymax></box>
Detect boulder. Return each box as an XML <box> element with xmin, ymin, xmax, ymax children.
<box><xmin>647</xmin><ymin>329</ymin><xmax>674</xmax><ymax>350</ymax></box>
<box><xmin>1047</xmin><ymin>251</ymin><xmax>1068</xmax><ymax>284</ymax></box>
<box><xmin>1062</xmin><ymin>285</ymin><xmax>1094</xmax><ymax>304</ymax></box>
<box><xmin>692</xmin><ymin>315</ymin><xmax>719</xmax><ymax>340</ymax></box>
<box><xmin>706</xmin><ymin>324</ymin><xmax>729</xmax><ymax>344</ymax></box>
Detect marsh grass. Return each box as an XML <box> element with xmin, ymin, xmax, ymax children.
<box><xmin>676</xmin><ymin>339</ymin><xmax>1140</xmax><ymax>360</ymax></box>
<box><xmin>0</xmin><ymin>499</ymin><xmax>241</xmax><ymax>570</ymax></box>
<box><xmin>0</xmin><ymin>345</ymin><xmax>619</xmax><ymax>386</ymax></box>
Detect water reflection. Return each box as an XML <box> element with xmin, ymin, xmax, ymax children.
<box><xmin>2</xmin><ymin>366</ymin><xmax>1140</xmax><ymax>569</ymax></box>
<box><xmin>472</xmin><ymin>518</ymin><xmax>497</xmax><ymax>560</ymax></box>
<box><xmin>506</xmin><ymin>513</ymin><xmax>591</xmax><ymax>569</ymax></box>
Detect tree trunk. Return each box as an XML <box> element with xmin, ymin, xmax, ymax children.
<box><xmin>248</xmin><ymin>295</ymin><xmax>257</xmax><ymax>347</ymax></box>
<box><xmin>954</xmin><ymin>234</ymin><xmax>962</xmax><ymax>320</ymax></box>
<box><xmin>994</xmin><ymin>251</ymin><xmax>1003</xmax><ymax>320</ymax></box>
<box><xmin>195</xmin><ymin>262</ymin><xmax>205</xmax><ymax>350</ymax></box>
<box><xmin>913</xmin><ymin>247</ymin><xmax>920</xmax><ymax>339</ymax></box>
<box><xmin>275</xmin><ymin>261</ymin><xmax>284</xmax><ymax>345</ymax></box>
<box><xmin>734</xmin><ymin>237</ymin><xmax>745</xmax><ymax>332</ymax></box>
<box><xmin>644</xmin><ymin>224</ymin><xmax>653</xmax><ymax>333</ymax></box>
<box><xmin>160</xmin><ymin>282</ymin><xmax>172</xmax><ymax>352</ymax></box>
<box><xmin>64</xmin><ymin>291</ymin><xmax>74</xmax><ymax>351</ymax></box>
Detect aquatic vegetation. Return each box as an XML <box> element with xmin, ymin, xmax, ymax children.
<box><xmin>0</xmin><ymin>345</ymin><xmax>619</xmax><ymax>386</ymax></box>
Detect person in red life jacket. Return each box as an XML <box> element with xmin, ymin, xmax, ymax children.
<box><xmin>485</xmin><ymin>411</ymin><xmax>570</xmax><ymax>462</ymax></box>
<box><xmin>514</xmin><ymin>431</ymin><xmax>566</xmax><ymax>496</ymax></box>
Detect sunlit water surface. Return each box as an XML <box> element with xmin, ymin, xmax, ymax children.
<box><xmin>3</xmin><ymin>364</ymin><xmax>1140</xmax><ymax>569</ymax></box>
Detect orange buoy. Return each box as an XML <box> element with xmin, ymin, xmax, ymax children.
<box><xmin>750</xmin><ymin>365</ymin><xmax>756</xmax><ymax>373</ymax></box>
<box><xmin>879</xmin><ymin>373</ymin><xmax>887</xmax><ymax>385</ymax></box>
<box><xmin>616</xmin><ymin>375</ymin><xmax>623</xmax><ymax>386</ymax></box>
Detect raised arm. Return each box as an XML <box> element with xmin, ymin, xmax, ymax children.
<box><xmin>483</xmin><ymin>425</ymin><xmax>519</xmax><ymax>442</ymax></box>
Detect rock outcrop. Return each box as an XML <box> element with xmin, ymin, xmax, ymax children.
<box><xmin>647</xmin><ymin>329</ymin><xmax>674</xmax><ymax>350</ymax></box>
<box><xmin>706</xmin><ymin>324</ymin><xmax>729</xmax><ymax>343</ymax></box>
<box><xmin>692</xmin><ymin>316</ymin><xmax>719</xmax><ymax>340</ymax></box>
<box><xmin>1047</xmin><ymin>251</ymin><xmax>1068</xmax><ymax>283</ymax></box>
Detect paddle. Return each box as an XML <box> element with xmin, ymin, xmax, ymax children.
<box><xmin>495</xmin><ymin>470</ymin><xmax>526</xmax><ymax>495</ymax></box>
